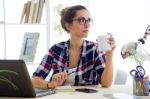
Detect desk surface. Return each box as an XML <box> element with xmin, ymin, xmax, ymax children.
<box><xmin>0</xmin><ymin>85</ymin><xmax>149</xmax><ymax>99</ymax></box>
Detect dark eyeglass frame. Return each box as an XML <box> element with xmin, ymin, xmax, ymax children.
<box><xmin>72</xmin><ymin>17</ymin><xmax>93</xmax><ymax>25</ymax></box>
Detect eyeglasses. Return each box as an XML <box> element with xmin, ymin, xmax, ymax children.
<box><xmin>72</xmin><ymin>17</ymin><xmax>93</xmax><ymax>25</ymax></box>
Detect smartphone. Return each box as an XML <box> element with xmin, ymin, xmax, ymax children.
<box><xmin>75</xmin><ymin>88</ymin><xmax>98</xmax><ymax>93</ymax></box>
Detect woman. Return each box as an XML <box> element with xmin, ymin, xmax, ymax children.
<box><xmin>32</xmin><ymin>5</ymin><xmax>116</xmax><ymax>89</ymax></box>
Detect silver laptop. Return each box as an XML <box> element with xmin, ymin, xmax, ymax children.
<box><xmin>0</xmin><ymin>60</ymin><xmax>55</xmax><ymax>97</ymax></box>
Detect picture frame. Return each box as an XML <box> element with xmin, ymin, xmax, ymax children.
<box><xmin>20</xmin><ymin>32</ymin><xmax>39</xmax><ymax>63</ymax></box>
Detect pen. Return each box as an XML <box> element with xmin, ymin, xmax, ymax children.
<box><xmin>68</xmin><ymin>71</ymin><xmax>75</xmax><ymax>75</ymax></box>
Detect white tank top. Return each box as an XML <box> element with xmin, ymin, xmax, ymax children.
<box><xmin>64</xmin><ymin>67</ymin><xmax>76</xmax><ymax>85</ymax></box>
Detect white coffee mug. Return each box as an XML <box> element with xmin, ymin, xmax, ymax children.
<box><xmin>97</xmin><ymin>35</ymin><xmax>112</xmax><ymax>51</ymax></box>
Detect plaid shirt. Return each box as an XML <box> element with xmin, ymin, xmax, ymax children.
<box><xmin>33</xmin><ymin>40</ymin><xmax>106</xmax><ymax>85</ymax></box>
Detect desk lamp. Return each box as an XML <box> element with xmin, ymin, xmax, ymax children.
<box><xmin>121</xmin><ymin>25</ymin><xmax>150</xmax><ymax>60</ymax></box>
<box><xmin>121</xmin><ymin>25</ymin><xmax>150</xmax><ymax>95</ymax></box>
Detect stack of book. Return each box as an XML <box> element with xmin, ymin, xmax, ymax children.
<box><xmin>20</xmin><ymin>0</ymin><xmax>45</xmax><ymax>23</ymax></box>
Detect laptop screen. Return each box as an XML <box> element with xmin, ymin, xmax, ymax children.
<box><xmin>0</xmin><ymin>60</ymin><xmax>36</xmax><ymax>97</ymax></box>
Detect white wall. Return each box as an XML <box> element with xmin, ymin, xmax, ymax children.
<box><xmin>88</xmin><ymin>0</ymin><xmax>150</xmax><ymax>84</ymax></box>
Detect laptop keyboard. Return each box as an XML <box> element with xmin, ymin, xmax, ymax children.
<box><xmin>34</xmin><ymin>88</ymin><xmax>56</xmax><ymax>97</ymax></box>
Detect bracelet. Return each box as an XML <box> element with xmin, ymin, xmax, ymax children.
<box><xmin>47</xmin><ymin>82</ymin><xmax>50</xmax><ymax>89</ymax></box>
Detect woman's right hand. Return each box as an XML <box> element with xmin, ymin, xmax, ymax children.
<box><xmin>50</xmin><ymin>72</ymin><xmax>68</xmax><ymax>88</ymax></box>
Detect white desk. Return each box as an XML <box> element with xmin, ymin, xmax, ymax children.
<box><xmin>0</xmin><ymin>85</ymin><xmax>149</xmax><ymax>99</ymax></box>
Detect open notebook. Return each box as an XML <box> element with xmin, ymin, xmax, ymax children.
<box><xmin>0</xmin><ymin>60</ymin><xmax>55</xmax><ymax>97</ymax></box>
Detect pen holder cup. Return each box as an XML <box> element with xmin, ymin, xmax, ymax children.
<box><xmin>133</xmin><ymin>77</ymin><xmax>149</xmax><ymax>96</ymax></box>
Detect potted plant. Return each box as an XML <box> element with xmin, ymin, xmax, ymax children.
<box><xmin>52</xmin><ymin>4</ymin><xmax>64</xmax><ymax>35</ymax></box>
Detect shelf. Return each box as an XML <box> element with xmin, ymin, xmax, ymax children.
<box><xmin>1</xmin><ymin>0</ymin><xmax>50</xmax><ymax>64</ymax></box>
<box><xmin>0</xmin><ymin>21</ymin><xmax>4</xmax><ymax>24</ymax></box>
<box><xmin>3</xmin><ymin>23</ymin><xmax>47</xmax><ymax>26</ymax></box>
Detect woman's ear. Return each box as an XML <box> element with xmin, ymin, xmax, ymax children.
<box><xmin>65</xmin><ymin>23</ymin><xmax>71</xmax><ymax>32</ymax></box>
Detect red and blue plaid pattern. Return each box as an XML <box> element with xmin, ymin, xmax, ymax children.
<box><xmin>33</xmin><ymin>40</ymin><xmax>105</xmax><ymax>85</ymax></box>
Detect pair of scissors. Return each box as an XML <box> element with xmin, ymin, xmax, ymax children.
<box><xmin>130</xmin><ymin>65</ymin><xmax>145</xmax><ymax>78</ymax></box>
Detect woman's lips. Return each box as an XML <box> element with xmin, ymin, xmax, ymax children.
<box><xmin>83</xmin><ymin>30</ymin><xmax>89</xmax><ymax>32</ymax></box>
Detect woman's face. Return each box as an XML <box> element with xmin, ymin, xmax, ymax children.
<box><xmin>68</xmin><ymin>9</ymin><xmax>92</xmax><ymax>38</ymax></box>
